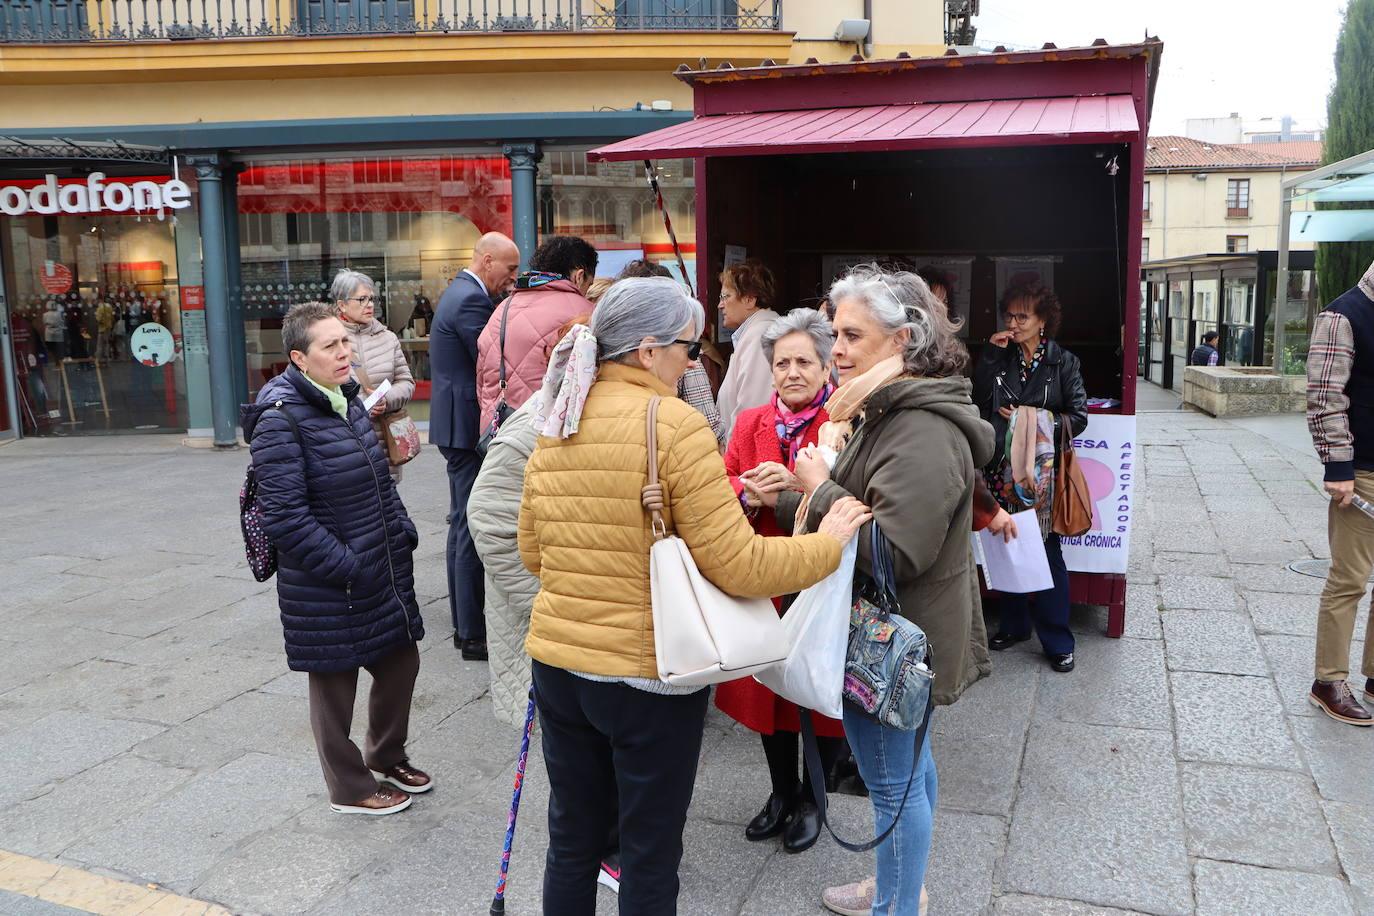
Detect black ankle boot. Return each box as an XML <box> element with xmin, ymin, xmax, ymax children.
<box><xmin>745</xmin><ymin>792</ymin><xmax>797</xmax><ymax>841</ymax></box>
<box><xmin>782</xmin><ymin>799</ymin><xmax>822</xmax><ymax>853</ymax></box>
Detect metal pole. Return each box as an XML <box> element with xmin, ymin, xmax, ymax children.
<box><xmin>503</xmin><ymin>142</ymin><xmax>540</xmax><ymax>271</ymax></box>
<box><xmin>221</xmin><ymin>165</ymin><xmax>249</xmax><ymax>402</ymax></box>
<box><xmin>1273</xmin><ymin>187</ymin><xmax>1292</xmax><ymax>374</ymax></box>
<box><xmin>186</xmin><ymin>153</ymin><xmax>239</xmax><ymax>447</ymax></box>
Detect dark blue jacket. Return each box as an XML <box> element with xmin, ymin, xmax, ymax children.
<box><xmin>430</xmin><ymin>271</ymin><xmax>494</xmax><ymax>450</ymax></box>
<box><xmin>243</xmin><ymin>366</ymin><xmax>423</xmax><ymax>673</ymax></box>
<box><xmin>1327</xmin><ymin>284</ymin><xmax>1374</xmax><ymax>476</ymax></box>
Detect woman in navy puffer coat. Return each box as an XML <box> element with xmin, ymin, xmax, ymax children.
<box><xmin>243</xmin><ymin>302</ymin><xmax>430</xmax><ymax>816</ymax></box>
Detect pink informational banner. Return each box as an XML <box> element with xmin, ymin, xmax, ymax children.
<box><xmin>1060</xmin><ymin>414</ymin><xmax>1137</xmax><ymax>575</ymax></box>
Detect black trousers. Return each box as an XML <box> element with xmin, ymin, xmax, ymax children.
<box><xmin>439</xmin><ymin>445</ymin><xmax>485</xmax><ymax>640</ymax></box>
<box><xmin>532</xmin><ymin>660</ymin><xmax>709</xmax><ymax>916</ymax></box>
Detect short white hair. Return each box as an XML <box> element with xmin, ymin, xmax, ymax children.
<box><xmin>331</xmin><ymin>269</ymin><xmax>374</xmax><ymax>304</ymax></box>
<box><xmin>761</xmin><ymin>308</ymin><xmax>833</xmax><ymax>365</ymax></box>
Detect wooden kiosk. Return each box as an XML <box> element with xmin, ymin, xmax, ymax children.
<box><xmin>591</xmin><ymin>41</ymin><xmax>1163</xmax><ymax>636</ymax></box>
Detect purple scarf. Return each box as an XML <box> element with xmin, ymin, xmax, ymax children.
<box><xmin>773</xmin><ymin>383</ymin><xmax>834</xmax><ymax>466</ymax></box>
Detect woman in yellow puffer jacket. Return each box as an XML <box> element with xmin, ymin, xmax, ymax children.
<box><xmin>518</xmin><ymin>277</ymin><xmax>869</xmax><ymax>916</ymax></box>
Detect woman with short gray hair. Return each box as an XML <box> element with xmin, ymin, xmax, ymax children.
<box><xmin>714</xmin><ymin>305</ymin><xmax>847</xmax><ymax>855</ymax></box>
<box><xmin>333</xmin><ymin>269</ymin><xmax>415</xmax><ymax>480</ymax></box>
<box><xmin>517</xmin><ymin>277</ymin><xmax>872</xmax><ymax>913</ymax></box>
<box><xmin>762</xmin><ymin>264</ymin><xmax>995</xmax><ymax>916</ymax></box>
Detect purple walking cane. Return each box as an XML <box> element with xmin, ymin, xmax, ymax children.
<box><xmin>491</xmin><ymin>686</ymin><xmax>537</xmax><ymax>915</ymax></box>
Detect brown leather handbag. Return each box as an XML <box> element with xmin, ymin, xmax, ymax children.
<box><xmin>1052</xmin><ymin>417</ymin><xmax>1093</xmax><ymax>538</ymax></box>
<box><xmin>354</xmin><ymin>352</ymin><xmax>421</xmax><ymax>468</ymax></box>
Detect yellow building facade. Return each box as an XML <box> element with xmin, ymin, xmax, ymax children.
<box><xmin>0</xmin><ymin>0</ymin><xmax>954</xmax><ymax>442</ymax></box>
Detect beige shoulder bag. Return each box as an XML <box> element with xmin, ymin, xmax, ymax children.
<box><xmin>641</xmin><ymin>395</ymin><xmax>788</xmax><ymax>686</ymax></box>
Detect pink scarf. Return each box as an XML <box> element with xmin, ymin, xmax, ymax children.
<box><xmin>773</xmin><ymin>382</ymin><xmax>833</xmax><ymax>466</ymax></box>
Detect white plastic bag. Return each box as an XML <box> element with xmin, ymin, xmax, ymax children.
<box><xmin>752</xmin><ymin>538</ymin><xmax>857</xmax><ymax>719</ymax></box>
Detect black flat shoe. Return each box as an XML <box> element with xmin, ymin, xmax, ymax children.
<box><xmin>989</xmin><ymin>631</ymin><xmax>1032</xmax><ymax>651</ymax></box>
<box><xmin>782</xmin><ymin>800</ymin><xmax>821</xmax><ymax>853</ymax></box>
<box><xmin>745</xmin><ymin>792</ymin><xmax>796</xmax><ymax>841</ymax></box>
<box><xmin>1049</xmin><ymin>652</ymin><xmax>1075</xmax><ymax>673</ymax></box>
<box><xmin>457</xmin><ymin>637</ymin><xmax>488</xmax><ymax>661</ymax></box>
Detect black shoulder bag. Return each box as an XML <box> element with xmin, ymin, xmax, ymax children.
<box><xmin>476</xmin><ymin>296</ymin><xmax>514</xmax><ymax>457</ymax></box>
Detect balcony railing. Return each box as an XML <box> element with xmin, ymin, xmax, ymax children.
<box><xmin>0</xmin><ymin>0</ymin><xmax>780</xmax><ymax>42</ymax></box>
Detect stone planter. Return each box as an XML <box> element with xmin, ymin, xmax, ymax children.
<box><xmin>1182</xmin><ymin>366</ymin><xmax>1305</xmax><ymax>417</ymax></box>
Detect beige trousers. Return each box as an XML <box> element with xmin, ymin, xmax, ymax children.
<box><xmin>1315</xmin><ymin>471</ymin><xmax>1374</xmax><ymax>682</ymax></box>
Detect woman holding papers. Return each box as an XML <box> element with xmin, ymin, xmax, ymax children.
<box><xmin>768</xmin><ymin>265</ymin><xmax>994</xmax><ymax>916</ymax></box>
<box><xmin>972</xmin><ymin>283</ymin><xmax>1089</xmax><ymax>674</ymax></box>
<box><xmin>335</xmin><ymin>269</ymin><xmax>415</xmax><ymax>482</ymax></box>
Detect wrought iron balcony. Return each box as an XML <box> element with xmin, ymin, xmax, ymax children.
<box><xmin>0</xmin><ymin>0</ymin><xmax>780</xmax><ymax>42</ymax></box>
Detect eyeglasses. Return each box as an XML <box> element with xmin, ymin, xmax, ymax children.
<box><xmin>347</xmin><ymin>296</ymin><xmax>377</xmax><ymax>305</ymax></box>
<box><xmin>1004</xmin><ymin>312</ymin><xmax>1034</xmax><ymax>325</ymax></box>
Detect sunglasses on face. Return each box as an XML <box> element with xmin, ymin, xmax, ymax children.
<box><xmin>670</xmin><ymin>339</ymin><xmax>702</xmax><ymax>360</ymax></box>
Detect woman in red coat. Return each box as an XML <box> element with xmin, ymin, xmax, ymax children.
<box><xmin>717</xmin><ymin>306</ymin><xmax>846</xmax><ymax>855</ymax></box>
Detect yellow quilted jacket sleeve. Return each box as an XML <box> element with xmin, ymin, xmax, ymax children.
<box><xmin>658</xmin><ymin>400</ymin><xmax>842</xmax><ymax>598</ymax></box>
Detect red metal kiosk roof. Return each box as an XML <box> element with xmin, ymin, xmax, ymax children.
<box><xmin>590</xmin><ymin>94</ymin><xmax>1139</xmax><ymax>161</ymax></box>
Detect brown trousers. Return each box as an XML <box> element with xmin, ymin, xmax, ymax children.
<box><xmin>307</xmin><ymin>641</ymin><xmax>421</xmax><ymax>804</ymax></box>
<box><xmin>1315</xmin><ymin>471</ymin><xmax>1374</xmax><ymax>682</ymax></box>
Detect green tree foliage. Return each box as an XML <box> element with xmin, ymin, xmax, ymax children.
<box><xmin>1317</xmin><ymin>0</ymin><xmax>1374</xmax><ymax>302</ymax></box>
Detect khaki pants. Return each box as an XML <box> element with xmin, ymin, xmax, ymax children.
<box><xmin>1315</xmin><ymin>471</ymin><xmax>1374</xmax><ymax>682</ymax></box>
<box><xmin>307</xmin><ymin>641</ymin><xmax>420</xmax><ymax>804</ymax></box>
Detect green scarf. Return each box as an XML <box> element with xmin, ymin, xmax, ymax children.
<box><xmin>303</xmin><ymin>373</ymin><xmax>348</xmax><ymax>419</ymax></box>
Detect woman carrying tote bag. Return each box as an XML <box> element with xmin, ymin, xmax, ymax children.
<box><xmin>516</xmin><ymin>277</ymin><xmax>869</xmax><ymax>916</ymax></box>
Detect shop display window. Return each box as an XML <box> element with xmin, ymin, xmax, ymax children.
<box><xmin>235</xmin><ymin>153</ymin><xmax>514</xmax><ymax>406</ymax></box>
<box><xmin>1</xmin><ymin>190</ymin><xmax>189</xmax><ymax>436</ymax></box>
<box><xmin>537</xmin><ymin>149</ymin><xmax>695</xmax><ymax>283</ymax></box>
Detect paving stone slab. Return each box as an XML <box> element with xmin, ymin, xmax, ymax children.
<box><xmin>1291</xmin><ymin>716</ymin><xmax>1374</xmax><ymax>808</ymax></box>
<box><xmin>1321</xmin><ymin>800</ymin><xmax>1374</xmax><ymax>915</ymax></box>
<box><xmin>1246</xmin><ymin>591</ymin><xmax>1364</xmax><ymax>639</ymax></box>
<box><xmin>1180</xmin><ymin>762</ymin><xmax>1337</xmax><ymax>872</ymax></box>
<box><xmin>1194</xmin><ymin>859</ymin><xmax>1355</xmax><ymax>916</ymax></box>
<box><xmin>924</xmin><ymin>811</ymin><xmax>1004</xmax><ymax>916</ymax></box>
<box><xmin>1158</xmin><ymin>574</ymin><xmax>1238</xmax><ymax>610</ymax></box>
<box><xmin>1161</xmin><ymin>608</ymin><xmax>1266</xmax><ymax>675</ymax></box>
<box><xmin>993</xmin><ymin>895</ymin><xmax>1153</xmax><ymax>915</ymax></box>
<box><xmin>0</xmin><ymin>710</ymin><xmax>164</xmax><ymax>806</ymax></box>
<box><xmin>63</xmin><ymin>752</ymin><xmax>320</xmax><ymax>892</ymax></box>
<box><xmin>1171</xmin><ymin>671</ymin><xmax>1301</xmax><ymax>769</ymax></box>
<box><xmin>1034</xmin><ymin>634</ymin><xmax>1171</xmax><ymax>731</ymax></box>
<box><xmin>0</xmin><ymin>892</ymin><xmax>91</xmax><ymax>916</ymax></box>
<box><xmin>1002</xmin><ymin>720</ymin><xmax>1192</xmax><ymax>915</ymax></box>
<box><xmin>1150</xmin><ymin>551</ymin><xmax>1233</xmax><ymax>578</ymax></box>
<box><xmin>192</xmin><ymin>826</ymin><xmax>384</xmax><ymax>915</ymax></box>
<box><xmin>2</xmin><ymin>753</ymin><xmax>196</xmax><ymax>858</ymax></box>
<box><xmin>1118</xmin><ymin>582</ymin><xmax>1163</xmax><ymax>640</ymax></box>
<box><xmin>1234</xmin><ymin>563</ymin><xmax>1326</xmax><ymax>595</ymax></box>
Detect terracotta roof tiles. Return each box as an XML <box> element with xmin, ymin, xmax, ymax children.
<box><xmin>1146</xmin><ymin>135</ymin><xmax>1321</xmax><ymax>170</ymax></box>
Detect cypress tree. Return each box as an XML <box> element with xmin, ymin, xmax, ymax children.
<box><xmin>1316</xmin><ymin>0</ymin><xmax>1374</xmax><ymax>302</ymax></box>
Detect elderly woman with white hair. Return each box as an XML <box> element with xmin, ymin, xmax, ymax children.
<box><xmin>517</xmin><ymin>277</ymin><xmax>872</xmax><ymax>915</ymax></box>
<box><xmin>764</xmin><ymin>265</ymin><xmax>995</xmax><ymax>916</ymax></box>
<box><xmin>333</xmin><ymin>269</ymin><xmax>415</xmax><ymax>479</ymax></box>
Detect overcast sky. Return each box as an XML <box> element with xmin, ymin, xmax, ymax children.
<box><xmin>972</xmin><ymin>0</ymin><xmax>1350</xmax><ymax>137</ymax></box>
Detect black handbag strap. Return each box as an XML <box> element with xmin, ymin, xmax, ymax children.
<box><xmin>800</xmin><ymin>693</ymin><xmax>934</xmax><ymax>853</ymax></box>
<box><xmin>495</xmin><ymin>293</ymin><xmax>512</xmax><ymax>404</ymax></box>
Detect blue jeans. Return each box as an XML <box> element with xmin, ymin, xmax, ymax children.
<box><xmin>998</xmin><ymin>531</ymin><xmax>1075</xmax><ymax>656</ymax></box>
<box><xmin>843</xmin><ymin>704</ymin><xmax>936</xmax><ymax>916</ymax></box>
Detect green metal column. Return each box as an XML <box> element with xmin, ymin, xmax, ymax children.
<box><xmin>185</xmin><ymin>153</ymin><xmax>238</xmax><ymax>448</ymax></box>
<box><xmin>222</xmin><ymin>165</ymin><xmax>249</xmax><ymax>402</ymax></box>
<box><xmin>503</xmin><ymin>142</ymin><xmax>541</xmax><ymax>270</ymax></box>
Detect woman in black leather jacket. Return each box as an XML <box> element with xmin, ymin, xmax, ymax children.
<box><xmin>971</xmin><ymin>284</ymin><xmax>1088</xmax><ymax>673</ymax></box>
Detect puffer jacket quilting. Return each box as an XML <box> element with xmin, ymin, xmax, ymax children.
<box><xmin>243</xmin><ymin>366</ymin><xmax>423</xmax><ymax>673</ymax></box>
<box><xmin>342</xmin><ymin>317</ymin><xmax>415</xmax><ymax>412</ymax></box>
<box><xmin>517</xmin><ymin>362</ymin><xmax>843</xmax><ymax>680</ymax></box>
<box><xmin>468</xmin><ymin>398</ymin><xmax>540</xmax><ymax>727</ymax></box>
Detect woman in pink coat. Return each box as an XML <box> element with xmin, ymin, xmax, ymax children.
<box><xmin>475</xmin><ymin>236</ymin><xmax>597</xmax><ymax>432</ymax></box>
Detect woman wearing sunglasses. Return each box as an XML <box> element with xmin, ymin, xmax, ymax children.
<box><xmin>518</xmin><ymin>277</ymin><xmax>871</xmax><ymax>914</ymax></box>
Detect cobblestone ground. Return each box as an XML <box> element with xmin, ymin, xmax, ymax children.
<box><xmin>1</xmin><ymin>399</ymin><xmax>1370</xmax><ymax>915</ymax></box>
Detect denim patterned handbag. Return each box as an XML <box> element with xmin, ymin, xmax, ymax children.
<box><xmin>843</xmin><ymin>523</ymin><xmax>935</xmax><ymax>730</ymax></box>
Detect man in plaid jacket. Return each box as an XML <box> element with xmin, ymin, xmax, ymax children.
<box><xmin>1307</xmin><ymin>259</ymin><xmax>1374</xmax><ymax>726</ymax></box>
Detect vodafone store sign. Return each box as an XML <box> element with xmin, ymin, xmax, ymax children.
<box><xmin>0</xmin><ymin>172</ymin><xmax>191</xmax><ymax>219</ymax></box>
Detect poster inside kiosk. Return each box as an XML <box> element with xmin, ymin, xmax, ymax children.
<box><xmin>0</xmin><ymin>172</ymin><xmax>192</xmax><ymax>219</ymax></box>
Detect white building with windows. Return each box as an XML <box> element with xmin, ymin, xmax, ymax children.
<box><xmin>1141</xmin><ymin>135</ymin><xmax>1321</xmax><ymax>264</ymax></box>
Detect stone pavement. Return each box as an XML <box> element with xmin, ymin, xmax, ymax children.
<box><xmin>1</xmin><ymin>401</ymin><xmax>1372</xmax><ymax>915</ymax></box>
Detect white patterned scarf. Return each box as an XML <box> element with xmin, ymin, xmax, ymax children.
<box><xmin>532</xmin><ymin>324</ymin><xmax>599</xmax><ymax>439</ymax></box>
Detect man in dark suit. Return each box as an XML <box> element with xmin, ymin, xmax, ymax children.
<box><xmin>431</xmin><ymin>232</ymin><xmax>520</xmax><ymax>660</ymax></box>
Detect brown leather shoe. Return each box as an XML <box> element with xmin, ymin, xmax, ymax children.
<box><xmin>375</xmin><ymin>760</ymin><xmax>433</xmax><ymax>794</ymax></box>
<box><xmin>330</xmin><ymin>785</ymin><xmax>413</xmax><ymax>816</ymax></box>
<box><xmin>1310</xmin><ymin>679</ymin><xmax>1373</xmax><ymax>726</ymax></box>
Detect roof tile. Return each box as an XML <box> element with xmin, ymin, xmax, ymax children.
<box><xmin>1146</xmin><ymin>135</ymin><xmax>1321</xmax><ymax>170</ymax></box>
